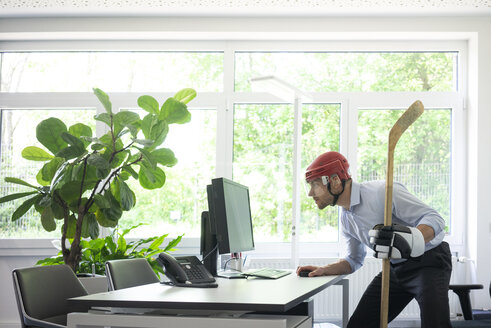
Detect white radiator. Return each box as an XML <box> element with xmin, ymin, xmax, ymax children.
<box><xmin>248</xmin><ymin>256</ymin><xmax>461</xmax><ymax>322</ymax></box>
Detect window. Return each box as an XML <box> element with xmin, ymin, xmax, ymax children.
<box><xmin>0</xmin><ymin>109</ymin><xmax>96</xmax><ymax>238</ymax></box>
<box><xmin>0</xmin><ymin>43</ymin><xmax>464</xmax><ymax>254</ymax></box>
<box><xmin>234</xmin><ymin>48</ymin><xmax>460</xmax><ymax>252</ymax></box>
<box><xmin>235</xmin><ymin>52</ymin><xmax>457</xmax><ymax>92</ymax></box>
<box><xmin>300</xmin><ymin>104</ymin><xmax>340</xmax><ymax>242</ymax></box>
<box><xmin>119</xmin><ymin>109</ymin><xmax>216</xmax><ymax>238</ymax></box>
<box><xmin>357</xmin><ymin>108</ymin><xmax>452</xmax><ymax>231</ymax></box>
<box><xmin>1</xmin><ymin>52</ymin><xmax>223</xmax><ymax>92</ymax></box>
<box><xmin>0</xmin><ymin>50</ymin><xmax>222</xmax><ymax>239</ymax></box>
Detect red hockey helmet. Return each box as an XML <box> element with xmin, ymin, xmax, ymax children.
<box><xmin>305</xmin><ymin>151</ymin><xmax>351</xmax><ymax>182</ymax></box>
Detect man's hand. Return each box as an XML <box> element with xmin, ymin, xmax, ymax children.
<box><xmin>296</xmin><ymin>265</ymin><xmax>321</xmax><ymax>277</ymax></box>
<box><xmin>369</xmin><ymin>224</ymin><xmax>425</xmax><ymax>259</ymax></box>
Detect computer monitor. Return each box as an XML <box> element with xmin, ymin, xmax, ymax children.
<box><xmin>200</xmin><ymin>178</ymin><xmax>255</xmax><ymax>275</ymax></box>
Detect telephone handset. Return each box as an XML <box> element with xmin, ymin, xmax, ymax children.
<box><xmin>157</xmin><ymin>253</ymin><xmax>218</xmax><ymax>288</ymax></box>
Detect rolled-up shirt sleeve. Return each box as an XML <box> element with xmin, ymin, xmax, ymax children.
<box><xmin>342</xmin><ymin>225</ymin><xmax>367</xmax><ymax>273</ymax></box>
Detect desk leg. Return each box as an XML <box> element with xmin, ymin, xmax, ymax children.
<box><xmin>335</xmin><ymin>278</ymin><xmax>349</xmax><ymax>328</ymax></box>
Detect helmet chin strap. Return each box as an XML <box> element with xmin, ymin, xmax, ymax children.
<box><xmin>326</xmin><ymin>180</ymin><xmax>346</xmax><ymax>206</ymax></box>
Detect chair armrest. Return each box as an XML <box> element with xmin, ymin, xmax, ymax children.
<box><xmin>449</xmin><ymin>284</ymin><xmax>484</xmax><ymax>292</ymax></box>
<box><xmin>449</xmin><ymin>284</ymin><xmax>484</xmax><ymax>320</ymax></box>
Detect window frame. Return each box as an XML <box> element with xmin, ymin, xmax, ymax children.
<box><xmin>0</xmin><ymin>39</ymin><xmax>466</xmax><ymax>260</ymax></box>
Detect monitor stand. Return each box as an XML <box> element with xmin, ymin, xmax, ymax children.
<box><xmin>217</xmin><ymin>270</ymin><xmax>246</xmax><ymax>279</ymax></box>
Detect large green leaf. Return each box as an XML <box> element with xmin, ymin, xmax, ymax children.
<box><xmin>81</xmin><ymin>213</ymin><xmax>99</xmax><ymax>239</ymax></box>
<box><xmin>87</xmin><ymin>153</ymin><xmax>111</xmax><ymax>178</ymax></box>
<box><xmin>117</xmin><ymin>234</ymin><xmax>127</xmax><ymax>253</ymax></box>
<box><xmin>40</xmin><ymin>157</ymin><xmax>65</xmax><ymax>184</ymax></box>
<box><xmin>105</xmin><ymin>235</ymin><xmax>117</xmax><ymax>253</ymax></box>
<box><xmin>138</xmin><ymin>147</ymin><xmax>157</xmax><ymax>169</ymax></box>
<box><xmin>163</xmin><ymin>235</ymin><xmax>183</xmax><ymax>252</ymax></box>
<box><xmin>21</xmin><ymin>146</ymin><xmax>54</xmax><ymax>161</ymax></box>
<box><xmin>36</xmin><ymin>170</ymin><xmax>49</xmax><ymax>187</ymax></box>
<box><xmin>159</xmin><ymin>97</ymin><xmax>191</xmax><ymax>124</ymax></box>
<box><xmin>93</xmin><ymin>194</ymin><xmax>110</xmax><ymax>209</ymax></box>
<box><xmin>149</xmin><ymin>235</ymin><xmax>165</xmax><ymax>250</ymax></box>
<box><xmin>132</xmin><ymin>139</ymin><xmax>153</xmax><ymax>147</ymax></box>
<box><xmin>110</xmin><ymin>149</ymin><xmax>128</xmax><ymax>169</ymax></box>
<box><xmin>149</xmin><ymin>124</ymin><xmax>169</xmax><ymax>150</ymax></box>
<box><xmin>69</xmin><ymin>123</ymin><xmax>92</xmax><ymax>148</ymax></box>
<box><xmin>72</xmin><ymin>165</ymin><xmax>98</xmax><ymax>191</ymax></box>
<box><xmin>41</xmin><ymin>206</ymin><xmax>56</xmax><ymax>231</ymax></box>
<box><xmin>87</xmin><ymin>153</ymin><xmax>110</xmax><ymax>170</ymax></box>
<box><xmin>141</xmin><ymin>114</ymin><xmax>169</xmax><ymax>150</ymax></box>
<box><xmin>94</xmin><ymin>113</ymin><xmax>112</xmax><ymax>127</ymax></box>
<box><xmin>122</xmin><ymin>166</ymin><xmax>139</xmax><ymax>179</ymax></box>
<box><xmin>141</xmin><ymin>114</ymin><xmax>158</xmax><ymax>140</ymax></box>
<box><xmin>4</xmin><ymin>177</ymin><xmax>38</xmax><ymax>189</ymax></box>
<box><xmin>151</xmin><ymin>148</ymin><xmax>177</xmax><ymax>167</ymax></box>
<box><xmin>36</xmin><ymin>118</ymin><xmax>68</xmax><ymax>155</ymax></box>
<box><xmin>101</xmin><ymin>191</ymin><xmax>123</xmax><ymax>222</ymax></box>
<box><xmin>59</xmin><ymin>181</ymin><xmax>83</xmax><ymax>203</ymax></box>
<box><xmin>55</xmin><ymin>132</ymin><xmax>86</xmax><ymax>160</ymax></box>
<box><xmin>12</xmin><ymin>194</ymin><xmax>43</xmax><ymax>221</ymax></box>
<box><xmin>139</xmin><ymin>166</ymin><xmax>166</xmax><ymax>190</ymax></box>
<box><xmin>56</xmin><ymin>146</ymin><xmax>86</xmax><ymax>160</ymax></box>
<box><xmin>93</xmin><ymin>88</ymin><xmax>112</xmax><ymax>115</ymax></box>
<box><xmin>50</xmin><ymin>163</ymin><xmax>73</xmax><ymax>195</ymax></box>
<box><xmin>118</xmin><ymin>179</ymin><xmax>134</xmax><ymax>211</ymax></box>
<box><xmin>61</xmin><ymin>132</ymin><xmax>85</xmax><ymax>149</ymax></box>
<box><xmin>0</xmin><ymin>191</ymin><xmax>38</xmax><ymax>204</ymax></box>
<box><xmin>138</xmin><ymin>95</ymin><xmax>160</xmax><ymax>115</ymax></box>
<box><xmin>95</xmin><ymin>209</ymin><xmax>119</xmax><ymax>228</ymax></box>
<box><xmin>174</xmin><ymin>88</ymin><xmax>196</xmax><ymax>105</ymax></box>
<box><xmin>51</xmin><ymin>202</ymin><xmax>65</xmax><ymax>220</ymax></box>
<box><xmin>114</xmin><ymin>111</ymin><xmax>141</xmax><ymax>135</ymax></box>
<box><xmin>62</xmin><ymin>214</ymin><xmax>77</xmax><ymax>238</ymax></box>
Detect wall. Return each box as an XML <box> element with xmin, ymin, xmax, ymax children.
<box><xmin>0</xmin><ymin>14</ymin><xmax>490</xmax><ymax>327</ymax></box>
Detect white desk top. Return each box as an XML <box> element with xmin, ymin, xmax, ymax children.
<box><xmin>69</xmin><ymin>272</ymin><xmax>346</xmax><ymax>313</ymax></box>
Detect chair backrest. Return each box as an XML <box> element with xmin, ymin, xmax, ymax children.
<box><xmin>12</xmin><ymin>265</ymin><xmax>88</xmax><ymax>328</ymax></box>
<box><xmin>105</xmin><ymin>258</ymin><xmax>160</xmax><ymax>291</ymax></box>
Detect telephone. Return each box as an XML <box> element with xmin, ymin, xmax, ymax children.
<box><xmin>157</xmin><ymin>253</ymin><xmax>218</xmax><ymax>288</ymax></box>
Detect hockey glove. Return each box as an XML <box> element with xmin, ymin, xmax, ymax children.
<box><xmin>369</xmin><ymin>224</ymin><xmax>425</xmax><ymax>259</ymax></box>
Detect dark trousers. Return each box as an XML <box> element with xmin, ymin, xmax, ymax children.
<box><xmin>347</xmin><ymin>242</ymin><xmax>452</xmax><ymax>328</ymax></box>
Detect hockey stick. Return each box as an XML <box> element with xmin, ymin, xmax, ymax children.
<box><xmin>380</xmin><ymin>100</ymin><xmax>424</xmax><ymax>328</ymax></box>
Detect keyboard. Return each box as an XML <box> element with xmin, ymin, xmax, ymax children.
<box><xmin>242</xmin><ymin>268</ymin><xmax>291</xmax><ymax>279</ymax></box>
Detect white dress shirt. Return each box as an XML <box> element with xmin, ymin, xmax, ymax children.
<box><xmin>340</xmin><ymin>180</ymin><xmax>446</xmax><ymax>272</ymax></box>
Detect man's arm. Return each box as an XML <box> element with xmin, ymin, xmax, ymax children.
<box><xmin>417</xmin><ymin>224</ymin><xmax>435</xmax><ymax>243</ymax></box>
<box><xmin>392</xmin><ymin>182</ymin><xmax>445</xmax><ymax>243</ymax></box>
<box><xmin>297</xmin><ymin>259</ymin><xmax>352</xmax><ymax>277</ymax></box>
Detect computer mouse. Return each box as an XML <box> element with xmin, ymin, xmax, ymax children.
<box><xmin>298</xmin><ymin>270</ymin><xmax>312</xmax><ymax>277</ymax></box>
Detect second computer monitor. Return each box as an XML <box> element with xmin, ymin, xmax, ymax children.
<box><xmin>211</xmin><ymin>177</ymin><xmax>255</xmax><ymax>254</ymax></box>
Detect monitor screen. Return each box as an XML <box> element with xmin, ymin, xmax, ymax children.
<box><xmin>210</xmin><ymin>177</ymin><xmax>255</xmax><ymax>254</ymax></box>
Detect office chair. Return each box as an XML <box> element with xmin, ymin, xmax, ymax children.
<box><xmin>105</xmin><ymin>258</ymin><xmax>160</xmax><ymax>291</ymax></box>
<box><xmin>450</xmin><ymin>281</ymin><xmax>491</xmax><ymax>327</ymax></box>
<box><xmin>12</xmin><ymin>264</ymin><xmax>89</xmax><ymax>328</ymax></box>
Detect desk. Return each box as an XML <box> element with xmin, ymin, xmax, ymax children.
<box><xmin>68</xmin><ymin>273</ymin><xmax>348</xmax><ymax>328</ymax></box>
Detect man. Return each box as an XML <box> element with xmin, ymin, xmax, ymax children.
<box><xmin>296</xmin><ymin>151</ymin><xmax>452</xmax><ymax>328</ymax></box>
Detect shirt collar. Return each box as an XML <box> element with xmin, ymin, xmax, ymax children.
<box><xmin>349</xmin><ymin>181</ymin><xmax>361</xmax><ymax>210</ymax></box>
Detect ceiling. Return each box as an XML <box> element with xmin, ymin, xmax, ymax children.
<box><xmin>1</xmin><ymin>0</ymin><xmax>490</xmax><ymax>16</ymax></box>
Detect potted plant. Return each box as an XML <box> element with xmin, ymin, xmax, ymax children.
<box><xmin>37</xmin><ymin>224</ymin><xmax>182</xmax><ymax>291</ymax></box>
<box><xmin>0</xmin><ymin>88</ymin><xmax>195</xmax><ymax>272</ymax></box>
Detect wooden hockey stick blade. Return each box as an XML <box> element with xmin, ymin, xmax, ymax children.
<box><xmin>380</xmin><ymin>100</ymin><xmax>424</xmax><ymax>328</ymax></box>
<box><xmin>388</xmin><ymin>100</ymin><xmax>424</xmax><ymax>152</ymax></box>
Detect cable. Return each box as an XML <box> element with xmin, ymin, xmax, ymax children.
<box><xmin>223</xmin><ymin>257</ymin><xmax>234</xmax><ymax>270</ymax></box>
<box><xmin>201</xmin><ymin>244</ymin><xmax>218</xmax><ymax>263</ymax></box>
<box><xmin>223</xmin><ymin>258</ymin><xmax>243</xmax><ymax>272</ymax></box>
